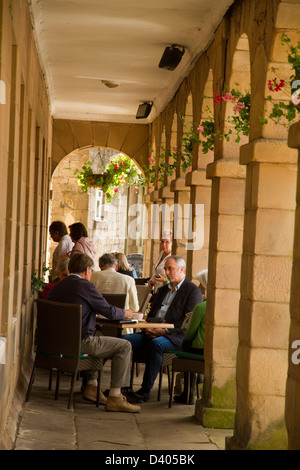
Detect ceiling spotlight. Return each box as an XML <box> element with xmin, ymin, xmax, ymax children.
<box><xmin>101</xmin><ymin>80</ymin><xmax>119</xmax><ymax>88</ymax></box>
<box><xmin>158</xmin><ymin>44</ymin><xmax>185</xmax><ymax>71</ymax></box>
<box><xmin>136</xmin><ymin>102</ymin><xmax>153</xmax><ymax>119</ymax></box>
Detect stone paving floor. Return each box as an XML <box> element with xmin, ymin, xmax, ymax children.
<box><xmin>13</xmin><ymin>363</ymin><xmax>233</xmax><ymax>452</ymax></box>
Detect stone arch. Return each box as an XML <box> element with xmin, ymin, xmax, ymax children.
<box><xmin>223</xmin><ymin>33</ymin><xmax>251</xmax><ymax>159</ymax></box>
<box><xmin>48</xmin><ymin>144</ymin><xmax>145</xmax><ymax>269</ymax></box>
<box><xmin>51</xmin><ymin>119</ymin><xmax>149</xmax><ymax>175</ymax></box>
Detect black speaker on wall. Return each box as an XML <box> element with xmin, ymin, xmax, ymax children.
<box><xmin>136</xmin><ymin>102</ymin><xmax>153</xmax><ymax>119</ymax></box>
<box><xmin>158</xmin><ymin>45</ymin><xmax>185</xmax><ymax>71</ymax></box>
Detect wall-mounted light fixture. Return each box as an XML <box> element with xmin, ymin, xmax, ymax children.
<box><xmin>158</xmin><ymin>44</ymin><xmax>185</xmax><ymax>71</ymax></box>
<box><xmin>136</xmin><ymin>102</ymin><xmax>153</xmax><ymax>119</ymax></box>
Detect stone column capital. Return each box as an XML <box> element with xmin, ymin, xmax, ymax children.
<box><xmin>206</xmin><ymin>158</ymin><xmax>246</xmax><ymax>180</ymax></box>
<box><xmin>240</xmin><ymin>139</ymin><xmax>298</xmax><ymax>165</ymax></box>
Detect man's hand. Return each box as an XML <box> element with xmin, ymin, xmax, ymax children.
<box><xmin>124</xmin><ymin>309</ymin><xmax>132</xmax><ymax>319</ymax></box>
<box><xmin>145</xmin><ymin>328</ymin><xmax>166</xmax><ymax>339</ymax></box>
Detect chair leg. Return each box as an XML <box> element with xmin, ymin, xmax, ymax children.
<box><xmin>48</xmin><ymin>369</ymin><xmax>53</xmax><ymax>390</ymax></box>
<box><xmin>25</xmin><ymin>364</ymin><xmax>36</xmax><ymax>403</ymax></box>
<box><xmin>157</xmin><ymin>367</ymin><xmax>163</xmax><ymax>401</ymax></box>
<box><xmin>55</xmin><ymin>370</ymin><xmax>61</xmax><ymax>400</ymax></box>
<box><xmin>96</xmin><ymin>370</ymin><xmax>101</xmax><ymax>408</ymax></box>
<box><xmin>68</xmin><ymin>372</ymin><xmax>76</xmax><ymax>409</ymax></box>
<box><xmin>168</xmin><ymin>369</ymin><xmax>175</xmax><ymax>408</ymax></box>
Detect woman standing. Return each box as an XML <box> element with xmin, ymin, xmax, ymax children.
<box><xmin>49</xmin><ymin>221</ymin><xmax>73</xmax><ymax>279</ymax></box>
<box><xmin>148</xmin><ymin>232</ymin><xmax>172</xmax><ymax>292</ymax></box>
<box><xmin>69</xmin><ymin>222</ymin><xmax>97</xmax><ymax>268</ymax></box>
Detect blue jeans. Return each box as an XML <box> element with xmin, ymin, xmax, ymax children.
<box><xmin>123</xmin><ymin>332</ymin><xmax>176</xmax><ymax>391</ymax></box>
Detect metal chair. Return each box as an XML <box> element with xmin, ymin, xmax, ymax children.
<box><xmin>96</xmin><ymin>293</ymin><xmax>127</xmax><ymax>337</ymax></box>
<box><xmin>26</xmin><ymin>299</ymin><xmax>103</xmax><ymax>409</ymax></box>
<box><xmin>130</xmin><ymin>350</ymin><xmax>176</xmax><ymax>401</ymax></box>
<box><xmin>168</xmin><ymin>352</ymin><xmax>205</xmax><ymax>408</ymax></box>
<box><xmin>101</xmin><ymin>293</ymin><xmax>126</xmax><ymax>309</ymax></box>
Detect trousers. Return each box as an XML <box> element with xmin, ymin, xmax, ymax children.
<box><xmin>81</xmin><ymin>335</ymin><xmax>132</xmax><ymax>389</ymax></box>
<box><xmin>123</xmin><ymin>332</ymin><xmax>175</xmax><ymax>391</ymax></box>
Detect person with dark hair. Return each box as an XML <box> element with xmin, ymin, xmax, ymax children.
<box><xmin>47</xmin><ymin>253</ymin><xmax>141</xmax><ymax>413</ymax></box>
<box><xmin>123</xmin><ymin>255</ymin><xmax>202</xmax><ymax>402</ymax></box>
<box><xmin>49</xmin><ymin>220</ymin><xmax>74</xmax><ymax>279</ymax></box>
<box><xmin>69</xmin><ymin>222</ymin><xmax>97</xmax><ymax>267</ymax></box>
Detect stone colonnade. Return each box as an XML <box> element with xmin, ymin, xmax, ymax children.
<box><xmin>142</xmin><ymin>0</ymin><xmax>300</xmax><ymax>450</ymax></box>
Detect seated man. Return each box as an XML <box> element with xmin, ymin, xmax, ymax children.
<box><xmin>47</xmin><ymin>253</ymin><xmax>141</xmax><ymax>413</ymax></box>
<box><xmin>123</xmin><ymin>255</ymin><xmax>202</xmax><ymax>402</ymax></box>
<box><xmin>91</xmin><ymin>253</ymin><xmax>139</xmax><ymax>312</ymax></box>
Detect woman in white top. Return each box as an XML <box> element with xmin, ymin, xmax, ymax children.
<box><xmin>148</xmin><ymin>232</ymin><xmax>172</xmax><ymax>293</ymax></box>
<box><xmin>49</xmin><ymin>221</ymin><xmax>74</xmax><ymax>279</ymax></box>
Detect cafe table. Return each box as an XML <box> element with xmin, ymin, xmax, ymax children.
<box><xmin>95</xmin><ymin>316</ymin><xmax>174</xmax><ymax>338</ymax></box>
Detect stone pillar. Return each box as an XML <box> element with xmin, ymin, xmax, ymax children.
<box><xmin>226</xmin><ymin>139</ymin><xmax>297</xmax><ymax>450</ymax></box>
<box><xmin>170</xmin><ymin>177</ymin><xmax>190</xmax><ymax>260</ymax></box>
<box><xmin>195</xmin><ymin>158</ymin><xmax>246</xmax><ymax>429</ymax></box>
<box><xmin>286</xmin><ymin>120</ymin><xmax>300</xmax><ymax>450</ymax></box>
<box><xmin>185</xmin><ymin>169</ymin><xmax>211</xmax><ymax>279</ymax></box>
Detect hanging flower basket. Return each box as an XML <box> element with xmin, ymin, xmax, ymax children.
<box><xmin>74</xmin><ymin>155</ymin><xmax>145</xmax><ymax>202</ymax></box>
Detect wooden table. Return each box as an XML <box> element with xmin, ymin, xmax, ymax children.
<box><xmin>95</xmin><ymin>317</ymin><xmax>174</xmax><ymax>337</ymax></box>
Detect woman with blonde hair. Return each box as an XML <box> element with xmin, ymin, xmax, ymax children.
<box><xmin>115</xmin><ymin>252</ymin><xmax>134</xmax><ymax>278</ymax></box>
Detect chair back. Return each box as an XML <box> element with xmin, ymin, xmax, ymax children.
<box><xmin>136</xmin><ymin>285</ymin><xmax>152</xmax><ymax>312</ymax></box>
<box><xmin>35</xmin><ymin>299</ymin><xmax>82</xmax><ymax>372</ymax></box>
<box><xmin>102</xmin><ymin>293</ymin><xmax>126</xmax><ymax>309</ymax></box>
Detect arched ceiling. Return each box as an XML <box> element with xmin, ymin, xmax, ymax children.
<box><xmin>29</xmin><ymin>0</ymin><xmax>234</xmax><ymax>124</ymax></box>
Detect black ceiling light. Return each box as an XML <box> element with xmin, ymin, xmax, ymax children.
<box><xmin>158</xmin><ymin>44</ymin><xmax>185</xmax><ymax>71</ymax></box>
<box><xmin>136</xmin><ymin>102</ymin><xmax>153</xmax><ymax>119</ymax></box>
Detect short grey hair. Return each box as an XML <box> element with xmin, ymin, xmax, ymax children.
<box><xmin>99</xmin><ymin>253</ymin><xmax>117</xmax><ymax>269</ymax></box>
<box><xmin>167</xmin><ymin>255</ymin><xmax>186</xmax><ymax>272</ymax></box>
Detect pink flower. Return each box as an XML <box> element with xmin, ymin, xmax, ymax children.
<box><xmin>197</xmin><ymin>125</ymin><xmax>204</xmax><ymax>132</ymax></box>
<box><xmin>187</xmin><ymin>166</ymin><xmax>192</xmax><ymax>171</ymax></box>
<box><xmin>120</xmin><ymin>175</ymin><xmax>124</xmax><ymax>180</ymax></box>
<box><xmin>222</xmin><ymin>93</ymin><xmax>233</xmax><ymax>101</ymax></box>
<box><xmin>114</xmin><ymin>164</ymin><xmax>119</xmax><ymax>169</ymax></box>
<box><xmin>174</xmin><ymin>147</ymin><xmax>178</xmax><ymax>152</ymax></box>
<box><xmin>114</xmin><ymin>188</ymin><xmax>118</xmax><ymax>193</ymax></box>
<box><xmin>233</xmin><ymin>101</ymin><xmax>245</xmax><ymax>114</ymax></box>
<box><xmin>148</xmin><ymin>157</ymin><xmax>154</xmax><ymax>163</ymax></box>
<box><xmin>120</xmin><ymin>161</ymin><xmax>125</xmax><ymax>164</ymax></box>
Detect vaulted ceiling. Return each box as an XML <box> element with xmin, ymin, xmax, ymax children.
<box><xmin>29</xmin><ymin>0</ymin><xmax>234</xmax><ymax>123</ymax></box>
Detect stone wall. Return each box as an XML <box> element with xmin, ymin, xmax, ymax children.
<box><xmin>0</xmin><ymin>0</ymin><xmax>51</xmax><ymax>449</ymax></box>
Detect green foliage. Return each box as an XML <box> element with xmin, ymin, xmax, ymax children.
<box><xmin>74</xmin><ymin>154</ymin><xmax>144</xmax><ymax>202</ymax></box>
<box><xmin>260</xmin><ymin>34</ymin><xmax>300</xmax><ymax>128</ymax></box>
<box><xmin>31</xmin><ymin>265</ymin><xmax>49</xmax><ymax>293</ymax></box>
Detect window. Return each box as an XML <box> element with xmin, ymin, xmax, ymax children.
<box><xmin>94</xmin><ymin>188</ymin><xmax>103</xmax><ymax>221</ymax></box>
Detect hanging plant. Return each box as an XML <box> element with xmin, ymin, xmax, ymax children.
<box><xmin>143</xmin><ymin>87</ymin><xmax>250</xmax><ymax>190</ymax></box>
<box><xmin>259</xmin><ymin>34</ymin><xmax>300</xmax><ymax>128</ymax></box>
<box><xmin>74</xmin><ymin>154</ymin><xmax>144</xmax><ymax>203</ymax></box>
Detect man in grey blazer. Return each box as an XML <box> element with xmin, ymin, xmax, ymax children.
<box><xmin>47</xmin><ymin>253</ymin><xmax>140</xmax><ymax>413</ymax></box>
<box><xmin>123</xmin><ymin>255</ymin><xmax>202</xmax><ymax>402</ymax></box>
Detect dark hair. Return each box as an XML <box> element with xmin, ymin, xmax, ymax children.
<box><xmin>68</xmin><ymin>253</ymin><xmax>93</xmax><ymax>274</ymax></box>
<box><xmin>69</xmin><ymin>222</ymin><xmax>88</xmax><ymax>241</ymax></box>
<box><xmin>49</xmin><ymin>221</ymin><xmax>68</xmax><ymax>237</ymax></box>
<box><xmin>99</xmin><ymin>253</ymin><xmax>117</xmax><ymax>268</ymax></box>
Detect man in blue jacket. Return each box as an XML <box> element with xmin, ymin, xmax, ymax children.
<box><xmin>123</xmin><ymin>255</ymin><xmax>202</xmax><ymax>402</ymax></box>
<box><xmin>47</xmin><ymin>253</ymin><xmax>140</xmax><ymax>413</ymax></box>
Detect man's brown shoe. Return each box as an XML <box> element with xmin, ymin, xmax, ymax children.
<box><xmin>82</xmin><ymin>385</ymin><xmax>107</xmax><ymax>405</ymax></box>
<box><xmin>105</xmin><ymin>394</ymin><xmax>141</xmax><ymax>413</ymax></box>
